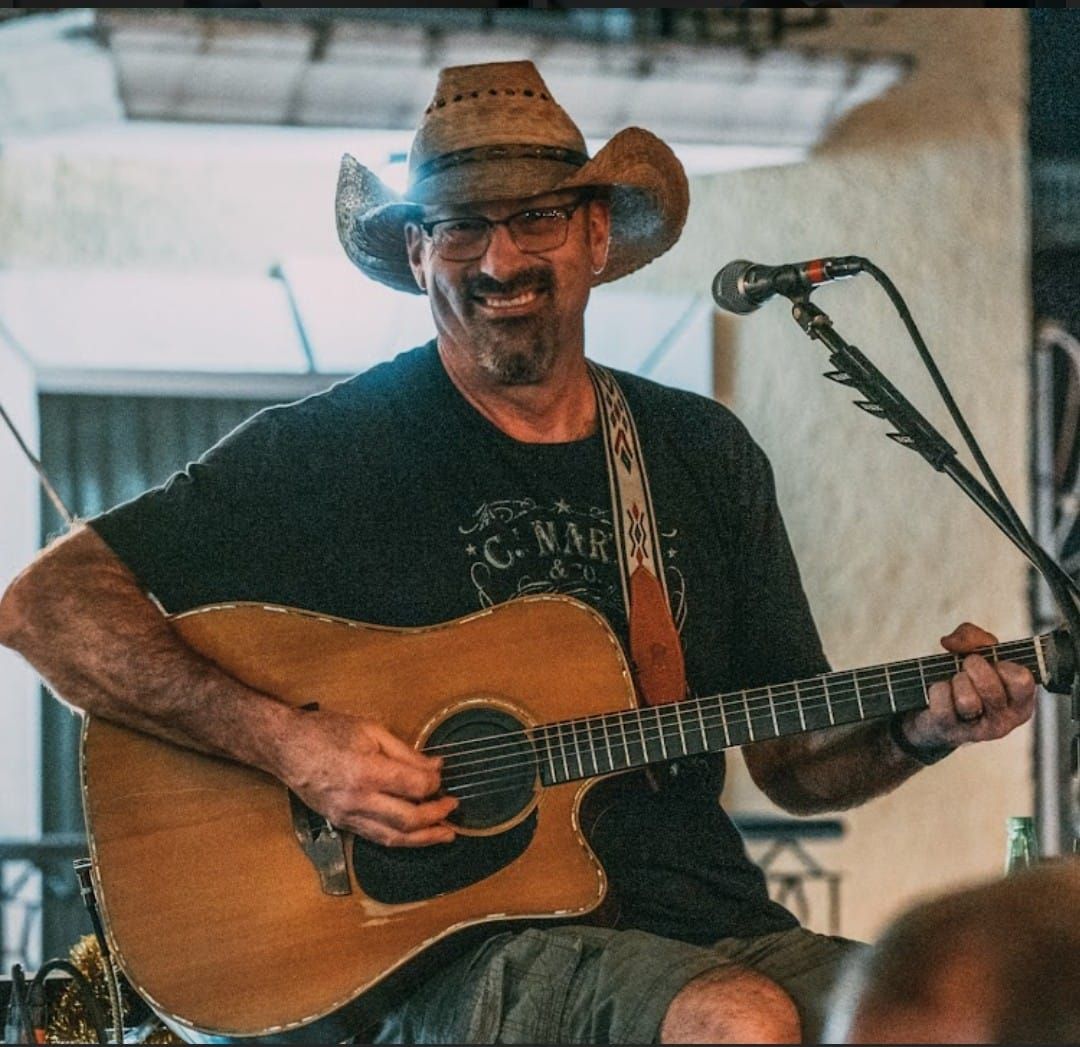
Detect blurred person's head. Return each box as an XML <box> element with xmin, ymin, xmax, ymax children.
<box><xmin>824</xmin><ymin>862</ymin><xmax>1080</xmax><ymax>1044</ymax></box>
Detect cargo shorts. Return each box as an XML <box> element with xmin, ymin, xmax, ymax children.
<box><xmin>374</xmin><ymin>924</ymin><xmax>863</xmax><ymax>1044</ymax></box>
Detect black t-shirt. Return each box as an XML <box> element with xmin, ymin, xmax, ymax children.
<box><xmin>90</xmin><ymin>341</ymin><xmax>829</xmax><ymax>945</ymax></box>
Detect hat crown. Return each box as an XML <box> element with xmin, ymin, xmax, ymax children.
<box><xmin>409</xmin><ymin>61</ymin><xmax>587</xmax><ymax>184</ymax></box>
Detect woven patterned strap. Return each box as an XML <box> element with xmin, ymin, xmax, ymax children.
<box><xmin>589</xmin><ymin>363</ymin><xmax>686</xmax><ymax>706</ymax></box>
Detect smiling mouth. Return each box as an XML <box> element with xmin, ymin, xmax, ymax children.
<box><xmin>473</xmin><ymin>289</ymin><xmax>544</xmax><ymax>313</ymax></box>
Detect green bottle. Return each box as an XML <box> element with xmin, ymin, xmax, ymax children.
<box><xmin>1005</xmin><ymin>816</ymin><xmax>1039</xmax><ymax>874</ymax></box>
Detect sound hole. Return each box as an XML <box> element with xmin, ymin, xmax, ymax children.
<box><xmin>427</xmin><ymin>706</ymin><xmax>537</xmax><ymax>831</ymax></box>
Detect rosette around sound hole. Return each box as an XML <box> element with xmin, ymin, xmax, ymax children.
<box><xmin>427</xmin><ymin>706</ymin><xmax>538</xmax><ymax>831</ymax></box>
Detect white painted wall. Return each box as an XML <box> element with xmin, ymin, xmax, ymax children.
<box><xmin>0</xmin><ymin>339</ymin><xmax>42</xmax><ymax>839</ymax></box>
<box><xmin>631</xmin><ymin>8</ymin><xmax>1034</xmax><ymax>940</ymax></box>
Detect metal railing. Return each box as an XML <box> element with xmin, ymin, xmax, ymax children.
<box><xmin>0</xmin><ymin>834</ymin><xmax>91</xmax><ymax>972</ymax></box>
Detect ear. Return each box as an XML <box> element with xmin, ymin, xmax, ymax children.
<box><xmin>404</xmin><ymin>222</ymin><xmax>428</xmax><ymax>293</ymax></box>
<box><xmin>586</xmin><ymin>199</ymin><xmax>611</xmax><ymax>276</ymax></box>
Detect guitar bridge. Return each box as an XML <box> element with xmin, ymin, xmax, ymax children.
<box><xmin>288</xmin><ymin>790</ymin><xmax>352</xmax><ymax>896</ymax></box>
<box><xmin>287</xmin><ymin>700</ymin><xmax>351</xmax><ymax>896</ymax></box>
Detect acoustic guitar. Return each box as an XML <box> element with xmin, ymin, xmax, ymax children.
<box><xmin>80</xmin><ymin>594</ymin><xmax>1069</xmax><ymax>1043</ymax></box>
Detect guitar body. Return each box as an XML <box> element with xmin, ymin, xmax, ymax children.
<box><xmin>80</xmin><ymin>594</ymin><xmax>638</xmax><ymax>1043</ymax></box>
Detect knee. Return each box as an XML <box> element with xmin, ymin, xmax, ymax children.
<box><xmin>660</xmin><ymin>965</ymin><xmax>802</xmax><ymax>1044</ymax></box>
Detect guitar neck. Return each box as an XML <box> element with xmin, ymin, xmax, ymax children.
<box><xmin>532</xmin><ymin>635</ymin><xmax>1050</xmax><ymax>787</ymax></box>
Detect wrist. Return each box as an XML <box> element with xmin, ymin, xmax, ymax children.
<box><xmin>888</xmin><ymin>713</ymin><xmax>954</xmax><ymax>766</ymax></box>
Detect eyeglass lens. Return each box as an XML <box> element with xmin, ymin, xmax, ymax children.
<box><xmin>433</xmin><ymin>208</ymin><xmax>573</xmax><ymax>261</ymax></box>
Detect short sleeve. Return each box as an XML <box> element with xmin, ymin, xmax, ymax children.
<box><xmin>88</xmin><ymin>402</ymin><xmax>319</xmax><ymax>614</ymax></box>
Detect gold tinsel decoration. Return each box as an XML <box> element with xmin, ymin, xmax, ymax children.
<box><xmin>45</xmin><ymin>933</ymin><xmax>181</xmax><ymax>1044</ymax></box>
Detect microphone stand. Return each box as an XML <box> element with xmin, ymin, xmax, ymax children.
<box><xmin>785</xmin><ymin>294</ymin><xmax>1080</xmax><ymax>837</ymax></box>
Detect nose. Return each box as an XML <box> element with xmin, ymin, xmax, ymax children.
<box><xmin>477</xmin><ymin>221</ymin><xmax>531</xmax><ymax>282</ymax></box>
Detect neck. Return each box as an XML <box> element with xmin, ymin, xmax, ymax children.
<box><xmin>437</xmin><ymin>338</ymin><xmax>597</xmax><ymax>444</ymax></box>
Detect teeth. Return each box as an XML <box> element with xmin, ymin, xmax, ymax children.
<box><xmin>480</xmin><ymin>291</ymin><xmax>538</xmax><ymax>308</ymax></box>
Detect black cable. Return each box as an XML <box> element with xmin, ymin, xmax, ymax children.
<box><xmin>860</xmin><ymin>259</ymin><xmax>1044</xmax><ymax>562</ymax></box>
<box><xmin>28</xmin><ymin>959</ymin><xmax>109</xmax><ymax>1046</ymax></box>
<box><xmin>856</xmin><ymin>259</ymin><xmax>1080</xmax><ymax>708</ymax></box>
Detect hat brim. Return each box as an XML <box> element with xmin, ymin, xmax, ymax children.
<box><xmin>336</xmin><ymin>127</ymin><xmax>689</xmax><ymax>295</ymax></box>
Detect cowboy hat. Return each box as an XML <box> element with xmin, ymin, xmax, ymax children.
<box><xmin>335</xmin><ymin>60</ymin><xmax>690</xmax><ymax>294</ymax></box>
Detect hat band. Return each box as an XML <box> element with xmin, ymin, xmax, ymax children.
<box><xmin>412</xmin><ymin>143</ymin><xmax>589</xmax><ymax>186</ymax></box>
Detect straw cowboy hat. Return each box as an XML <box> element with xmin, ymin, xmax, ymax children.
<box><xmin>336</xmin><ymin>60</ymin><xmax>690</xmax><ymax>294</ymax></box>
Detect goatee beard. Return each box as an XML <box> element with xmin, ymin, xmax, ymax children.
<box><xmin>467</xmin><ymin>269</ymin><xmax>558</xmax><ymax>385</ymax></box>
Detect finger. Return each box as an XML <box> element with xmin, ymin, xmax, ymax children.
<box><xmin>941</xmin><ymin>622</ymin><xmax>999</xmax><ymax>654</ymax></box>
<box><xmin>353</xmin><ymin>816</ymin><xmax>457</xmax><ymax>849</ymax></box>
<box><xmin>950</xmin><ymin>671</ymin><xmax>985</xmax><ymax>724</ymax></box>
<box><xmin>377</xmin><ymin>758</ymin><xmax>444</xmax><ymax>801</ymax></box>
<box><xmin>373</xmin><ymin>724</ymin><xmax>444</xmax><ymax>773</ymax></box>
<box><xmin>999</xmin><ymin>661</ymin><xmax>1037</xmax><ymax>709</ymax></box>
<box><xmin>962</xmin><ymin>653</ymin><xmax>1008</xmax><ymax>714</ymax></box>
<box><xmin>362</xmin><ymin>792</ymin><xmax>459</xmax><ymax>833</ymax></box>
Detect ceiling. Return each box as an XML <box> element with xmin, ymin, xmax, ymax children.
<box><xmin>0</xmin><ymin>9</ymin><xmax>910</xmax><ymax>162</ymax></box>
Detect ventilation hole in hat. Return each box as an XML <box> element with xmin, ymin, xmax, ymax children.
<box><xmin>470</xmin><ymin>91</ymin><xmax>479</xmax><ymax>98</ymax></box>
<box><xmin>489</xmin><ymin>89</ymin><xmax>498</xmax><ymax>96</ymax></box>
<box><xmin>540</xmin><ymin>93</ymin><xmax>549</xmax><ymax>100</ymax></box>
<box><xmin>523</xmin><ymin>89</ymin><xmax>534</xmax><ymax>97</ymax></box>
<box><xmin>436</xmin><ymin>98</ymin><xmax>446</xmax><ymax>108</ymax></box>
<box><xmin>453</xmin><ymin>94</ymin><xmax>463</xmax><ymax>102</ymax></box>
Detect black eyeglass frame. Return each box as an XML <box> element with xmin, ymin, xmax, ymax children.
<box><xmin>417</xmin><ymin>200</ymin><xmax>589</xmax><ymax>261</ymax></box>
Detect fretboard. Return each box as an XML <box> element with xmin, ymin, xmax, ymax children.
<box><xmin>531</xmin><ymin>635</ymin><xmax>1048</xmax><ymax>787</ymax></box>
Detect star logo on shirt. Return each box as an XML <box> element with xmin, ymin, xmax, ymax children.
<box><xmin>465</xmin><ymin>544</ymin><xmax>477</xmax><ymax>557</ymax></box>
<box><xmin>553</xmin><ymin>498</ymin><xmax>571</xmax><ymax>514</ymax></box>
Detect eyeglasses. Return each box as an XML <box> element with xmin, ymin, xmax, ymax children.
<box><xmin>418</xmin><ymin>201</ymin><xmax>587</xmax><ymax>262</ymax></box>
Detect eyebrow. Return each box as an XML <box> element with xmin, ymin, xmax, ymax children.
<box><xmin>421</xmin><ymin>196</ymin><xmax>583</xmax><ymax>222</ymax></box>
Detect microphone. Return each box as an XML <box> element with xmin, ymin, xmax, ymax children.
<box><xmin>712</xmin><ymin>256</ymin><xmax>865</xmax><ymax>315</ymax></box>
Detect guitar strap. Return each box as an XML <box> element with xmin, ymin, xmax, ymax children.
<box><xmin>587</xmin><ymin>363</ymin><xmax>687</xmax><ymax>707</ymax></box>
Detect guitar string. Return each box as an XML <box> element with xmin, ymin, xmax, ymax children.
<box><xmin>437</xmin><ymin>645</ymin><xmax>1042</xmax><ymax>794</ymax></box>
<box><xmin>436</xmin><ymin>642</ymin><xmax>1040</xmax><ymax>783</ymax></box>
<box><xmin>428</xmin><ymin>640</ymin><xmax>1040</xmax><ymax>777</ymax></box>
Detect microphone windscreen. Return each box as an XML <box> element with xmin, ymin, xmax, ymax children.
<box><xmin>712</xmin><ymin>260</ymin><xmax>759</xmax><ymax>315</ymax></box>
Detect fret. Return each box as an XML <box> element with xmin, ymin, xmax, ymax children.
<box><xmin>633</xmin><ymin>710</ymin><xmax>650</xmax><ymax>766</ymax></box>
<box><xmin>798</xmin><ymin>677</ymin><xmax>833</xmax><ymax>731</ymax></box>
<box><xmin>857</xmin><ymin>666</ymin><xmax>893</xmax><ymax>719</ymax></box>
<box><xmin>723</xmin><ymin>691</ymin><xmax>752</xmax><ymax>746</ymax></box>
<box><xmin>1035</xmin><ymin>635</ymin><xmax>1048</xmax><ymax>684</ymax></box>
<box><xmin>557</xmin><ymin>721</ymin><xmax>571</xmax><ymax>783</ymax></box>
<box><xmin>917</xmin><ymin>658</ymin><xmax>928</xmax><ymax>702</ymax></box>
<box><xmin>742</xmin><ymin>690</ymin><xmax>756</xmax><ymax>742</ymax></box>
<box><xmin>696</xmin><ymin>700</ymin><xmax>709</xmax><ymax>750</ymax></box>
<box><xmin>674</xmin><ymin>702</ymin><xmax>688</xmax><ymax>757</ymax></box>
<box><xmin>619</xmin><ymin>712</ymin><xmax>632</xmax><ymax>769</ymax></box>
<box><xmin>852</xmin><ymin>670</ymin><xmax>865</xmax><ymax>719</ymax></box>
<box><xmin>656</xmin><ymin>708</ymin><xmax>669</xmax><ymax>760</ymax></box>
<box><xmin>717</xmin><ymin>694</ymin><xmax>731</xmax><ymax>747</ymax></box>
<box><xmin>602</xmin><ymin>712</ymin><xmax>614</xmax><ymax>773</ymax></box>
<box><xmin>990</xmin><ymin>644</ymin><xmax>1000</xmax><ymax>665</ymax></box>
<box><xmin>774</xmin><ymin>681</ymin><xmax>804</xmax><ymax>738</ymax></box>
<box><xmin>795</xmin><ymin>680</ymin><xmax>806</xmax><ymax>731</ymax></box>
<box><xmin>826</xmin><ymin>672</ymin><xmax>860</xmax><ymax>725</ymax></box>
<box><xmin>582</xmin><ymin>718</ymin><xmax>601</xmax><ymax>777</ymax></box>
<box><xmin>747</xmin><ymin>686</ymin><xmax>780</xmax><ymax>740</ymax></box>
<box><xmin>884</xmin><ymin>662</ymin><xmax>897</xmax><ymax>713</ymax></box>
<box><xmin>543</xmin><ymin>726</ymin><xmax>557</xmax><ymax>785</ymax></box>
<box><xmin>571</xmin><ymin>719</ymin><xmax>587</xmax><ymax>778</ymax></box>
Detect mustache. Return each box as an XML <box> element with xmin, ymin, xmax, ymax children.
<box><xmin>466</xmin><ymin>268</ymin><xmax>555</xmax><ymax>299</ymax></box>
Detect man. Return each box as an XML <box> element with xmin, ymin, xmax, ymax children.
<box><xmin>822</xmin><ymin>862</ymin><xmax>1080</xmax><ymax>1043</ymax></box>
<box><xmin>0</xmin><ymin>60</ymin><xmax>1035</xmax><ymax>1044</ymax></box>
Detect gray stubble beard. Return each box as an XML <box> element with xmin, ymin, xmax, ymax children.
<box><xmin>472</xmin><ymin>314</ymin><xmax>560</xmax><ymax>386</ymax></box>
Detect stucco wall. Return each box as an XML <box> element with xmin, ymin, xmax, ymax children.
<box><xmin>0</xmin><ymin>341</ymin><xmax>42</xmax><ymax>838</ymax></box>
<box><xmin>630</xmin><ymin>9</ymin><xmax>1033</xmax><ymax>940</ymax></box>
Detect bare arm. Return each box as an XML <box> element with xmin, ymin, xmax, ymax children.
<box><xmin>743</xmin><ymin>623</ymin><xmax>1036</xmax><ymax>815</ymax></box>
<box><xmin>0</xmin><ymin>524</ymin><xmax>457</xmax><ymax>845</ymax></box>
